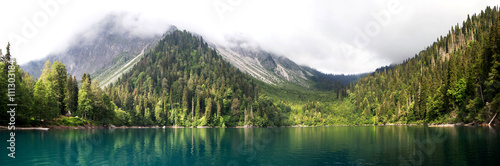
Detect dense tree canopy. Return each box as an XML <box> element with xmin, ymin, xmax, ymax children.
<box><xmin>345</xmin><ymin>6</ymin><xmax>500</xmax><ymax>124</ymax></box>
<box><xmin>105</xmin><ymin>30</ymin><xmax>288</xmax><ymax>127</ymax></box>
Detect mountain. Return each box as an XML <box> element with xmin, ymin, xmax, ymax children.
<box><xmin>214</xmin><ymin>42</ymin><xmax>361</xmax><ymax>90</ymax></box>
<box><xmin>21</xmin><ymin>14</ymin><xmax>165</xmax><ymax>82</ymax></box>
<box><xmin>21</xmin><ymin>14</ymin><xmax>359</xmax><ymax>90</ymax></box>
<box><xmin>344</xmin><ymin>6</ymin><xmax>500</xmax><ymax>124</ymax></box>
<box><xmin>105</xmin><ymin>30</ymin><xmax>290</xmax><ymax>126</ymax></box>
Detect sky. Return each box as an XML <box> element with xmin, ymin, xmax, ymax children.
<box><xmin>0</xmin><ymin>0</ymin><xmax>499</xmax><ymax>74</ymax></box>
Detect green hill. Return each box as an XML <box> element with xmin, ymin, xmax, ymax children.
<box><xmin>344</xmin><ymin>6</ymin><xmax>500</xmax><ymax>124</ymax></box>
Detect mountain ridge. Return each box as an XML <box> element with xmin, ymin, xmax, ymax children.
<box><xmin>214</xmin><ymin>43</ymin><xmax>361</xmax><ymax>90</ymax></box>
<box><xmin>21</xmin><ymin>14</ymin><xmax>164</xmax><ymax>80</ymax></box>
<box><xmin>20</xmin><ymin>14</ymin><xmax>361</xmax><ymax>90</ymax></box>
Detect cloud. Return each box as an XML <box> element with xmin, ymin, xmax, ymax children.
<box><xmin>0</xmin><ymin>0</ymin><xmax>499</xmax><ymax>74</ymax></box>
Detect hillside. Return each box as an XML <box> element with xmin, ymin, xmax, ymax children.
<box><xmin>344</xmin><ymin>6</ymin><xmax>500</xmax><ymax>124</ymax></box>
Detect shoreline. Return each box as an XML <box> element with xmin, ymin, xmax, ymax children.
<box><xmin>0</xmin><ymin>122</ymin><xmax>496</xmax><ymax>130</ymax></box>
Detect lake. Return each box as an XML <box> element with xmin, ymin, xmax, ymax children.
<box><xmin>1</xmin><ymin>126</ymin><xmax>499</xmax><ymax>166</ymax></box>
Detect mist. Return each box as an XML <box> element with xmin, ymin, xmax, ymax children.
<box><xmin>1</xmin><ymin>0</ymin><xmax>499</xmax><ymax>74</ymax></box>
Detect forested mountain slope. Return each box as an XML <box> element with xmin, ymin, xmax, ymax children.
<box><xmin>345</xmin><ymin>6</ymin><xmax>500</xmax><ymax>124</ymax></box>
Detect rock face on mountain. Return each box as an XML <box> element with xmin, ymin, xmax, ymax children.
<box><xmin>215</xmin><ymin>44</ymin><xmax>316</xmax><ymax>87</ymax></box>
<box><xmin>21</xmin><ymin>14</ymin><xmax>164</xmax><ymax>80</ymax></box>
<box><xmin>214</xmin><ymin>42</ymin><xmax>363</xmax><ymax>89</ymax></box>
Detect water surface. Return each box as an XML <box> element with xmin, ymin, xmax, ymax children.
<box><xmin>1</xmin><ymin>126</ymin><xmax>499</xmax><ymax>165</ymax></box>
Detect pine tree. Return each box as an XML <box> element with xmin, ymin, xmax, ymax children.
<box><xmin>64</xmin><ymin>75</ymin><xmax>77</xmax><ymax>115</ymax></box>
<box><xmin>155</xmin><ymin>100</ymin><xmax>163</xmax><ymax>125</ymax></box>
<box><xmin>50</xmin><ymin>61</ymin><xmax>67</xmax><ymax>115</ymax></box>
<box><xmin>40</xmin><ymin>60</ymin><xmax>52</xmax><ymax>81</ymax></box>
<box><xmin>484</xmin><ymin>21</ymin><xmax>500</xmax><ymax>103</ymax></box>
<box><xmin>182</xmin><ymin>85</ymin><xmax>189</xmax><ymax>112</ymax></box>
<box><xmin>34</xmin><ymin>78</ymin><xmax>59</xmax><ymax>121</ymax></box>
<box><xmin>17</xmin><ymin>69</ymin><xmax>35</xmax><ymax>124</ymax></box>
<box><xmin>170</xmin><ymin>86</ymin><xmax>173</xmax><ymax>110</ymax></box>
<box><xmin>33</xmin><ymin>80</ymin><xmax>47</xmax><ymax>120</ymax></box>
<box><xmin>0</xmin><ymin>49</ymin><xmax>8</xmax><ymax>125</ymax></box>
<box><xmin>78</xmin><ymin>73</ymin><xmax>93</xmax><ymax>121</ymax></box>
<box><xmin>73</xmin><ymin>76</ymin><xmax>79</xmax><ymax>112</ymax></box>
<box><xmin>78</xmin><ymin>90</ymin><xmax>92</xmax><ymax>121</ymax></box>
<box><xmin>195</xmin><ymin>95</ymin><xmax>201</xmax><ymax>119</ymax></box>
<box><xmin>205</xmin><ymin>97</ymin><xmax>213</xmax><ymax>125</ymax></box>
<box><xmin>33</xmin><ymin>60</ymin><xmax>60</xmax><ymax>121</ymax></box>
<box><xmin>231</xmin><ymin>98</ymin><xmax>240</xmax><ymax>116</ymax></box>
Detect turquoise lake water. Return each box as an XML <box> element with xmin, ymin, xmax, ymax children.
<box><xmin>1</xmin><ymin>126</ymin><xmax>499</xmax><ymax>165</ymax></box>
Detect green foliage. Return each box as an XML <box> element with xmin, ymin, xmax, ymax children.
<box><xmin>34</xmin><ymin>61</ymin><xmax>60</xmax><ymax>121</ymax></box>
<box><xmin>205</xmin><ymin>97</ymin><xmax>213</xmax><ymax>125</ymax></box>
<box><xmin>115</xmin><ymin>106</ymin><xmax>130</xmax><ymax>126</ymax></box>
<box><xmin>77</xmin><ymin>91</ymin><xmax>93</xmax><ymax>119</ymax></box>
<box><xmin>0</xmin><ymin>56</ymin><xmax>120</xmax><ymax>126</ymax></box>
<box><xmin>57</xmin><ymin>117</ymin><xmax>91</xmax><ymax>126</ymax></box>
<box><xmin>64</xmin><ymin>75</ymin><xmax>78</xmax><ymax>115</ymax></box>
<box><xmin>154</xmin><ymin>100</ymin><xmax>164</xmax><ymax>125</ymax></box>
<box><xmin>448</xmin><ymin>77</ymin><xmax>467</xmax><ymax>113</ymax></box>
<box><xmin>50</xmin><ymin>61</ymin><xmax>68</xmax><ymax>115</ymax></box>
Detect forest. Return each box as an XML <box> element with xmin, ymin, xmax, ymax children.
<box><xmin>0</xmin><ymin>45</ymin><xmax>115</xmax><ymax>126</ymax></box>
<box><xmin>0</xmin><ymin>6</ymin><xmax>499</xmax><ymax>127</ymax></box>
<box><xmin>344</xmin><ymin>6</ymin><xmax>500</xmax><ymax>124</ymax></box>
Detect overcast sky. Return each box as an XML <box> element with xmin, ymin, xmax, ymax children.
<box><xmin>1</xmin><ymin>0</ymin><xmax>499</xmax><ymax>74</ymax></box>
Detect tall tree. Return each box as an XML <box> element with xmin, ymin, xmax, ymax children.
<box><xmin>205</xmin><ymin>97</ymin><xmax>213</xmax><ymax>125</ymax></box>
<box><xmin>155</xmin><ymin>100</ymin><xmax>164</xmax><ymax>125</ymax></box>
<box><xmin>0</xmin><ymin>48</ymin><xmax>8</xmax><ymax>124</ymax></box>
<box><xmin>78</xmin><ymin>73</ymin><xmax>93</xmax><ymax>121</ymax></box>
<box><xmin>64</xmin><ymin>75</ymin><xmax>77</xmax><ymax>115</ymax></box>
<box><xmin>50</xmin><ymin>61</ymin><xmax>67</xmax><ymax>115</ymax></box>
<box><xmin>182</xmin><ymin>85</ymin><xmax>189</xmax><ymax>113</ymax></box>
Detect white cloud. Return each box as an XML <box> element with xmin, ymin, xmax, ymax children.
<box><xmin>0</xmin><ymin>0</ymin><xmax>499</xmax><ymax>74</ymax></box>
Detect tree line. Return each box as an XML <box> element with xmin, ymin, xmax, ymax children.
<box><xmin>0</xmin><ymin>44</ymin><xmax>115</xmax><ymax>126</ymax></box>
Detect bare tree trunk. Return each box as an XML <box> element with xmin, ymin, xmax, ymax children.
<box><xmin>244</xmin><ymin>108</ymin><xmax>248</xmax><ymax>124</ymax></box>
<box><xmin>250</xmin><ymin>105</ymin><xmax>254</xmax><ymax>118</ymax></box>
<box><xmin>489</xmin><ymin>113</ymin><xmax>497</xmax><ymax>126</ymax></box>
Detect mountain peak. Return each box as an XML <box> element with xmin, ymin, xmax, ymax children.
<box><xmin>21</xmin><ymin>13</ymin><xmax>169</xmax><ymax>80</ymax></box>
